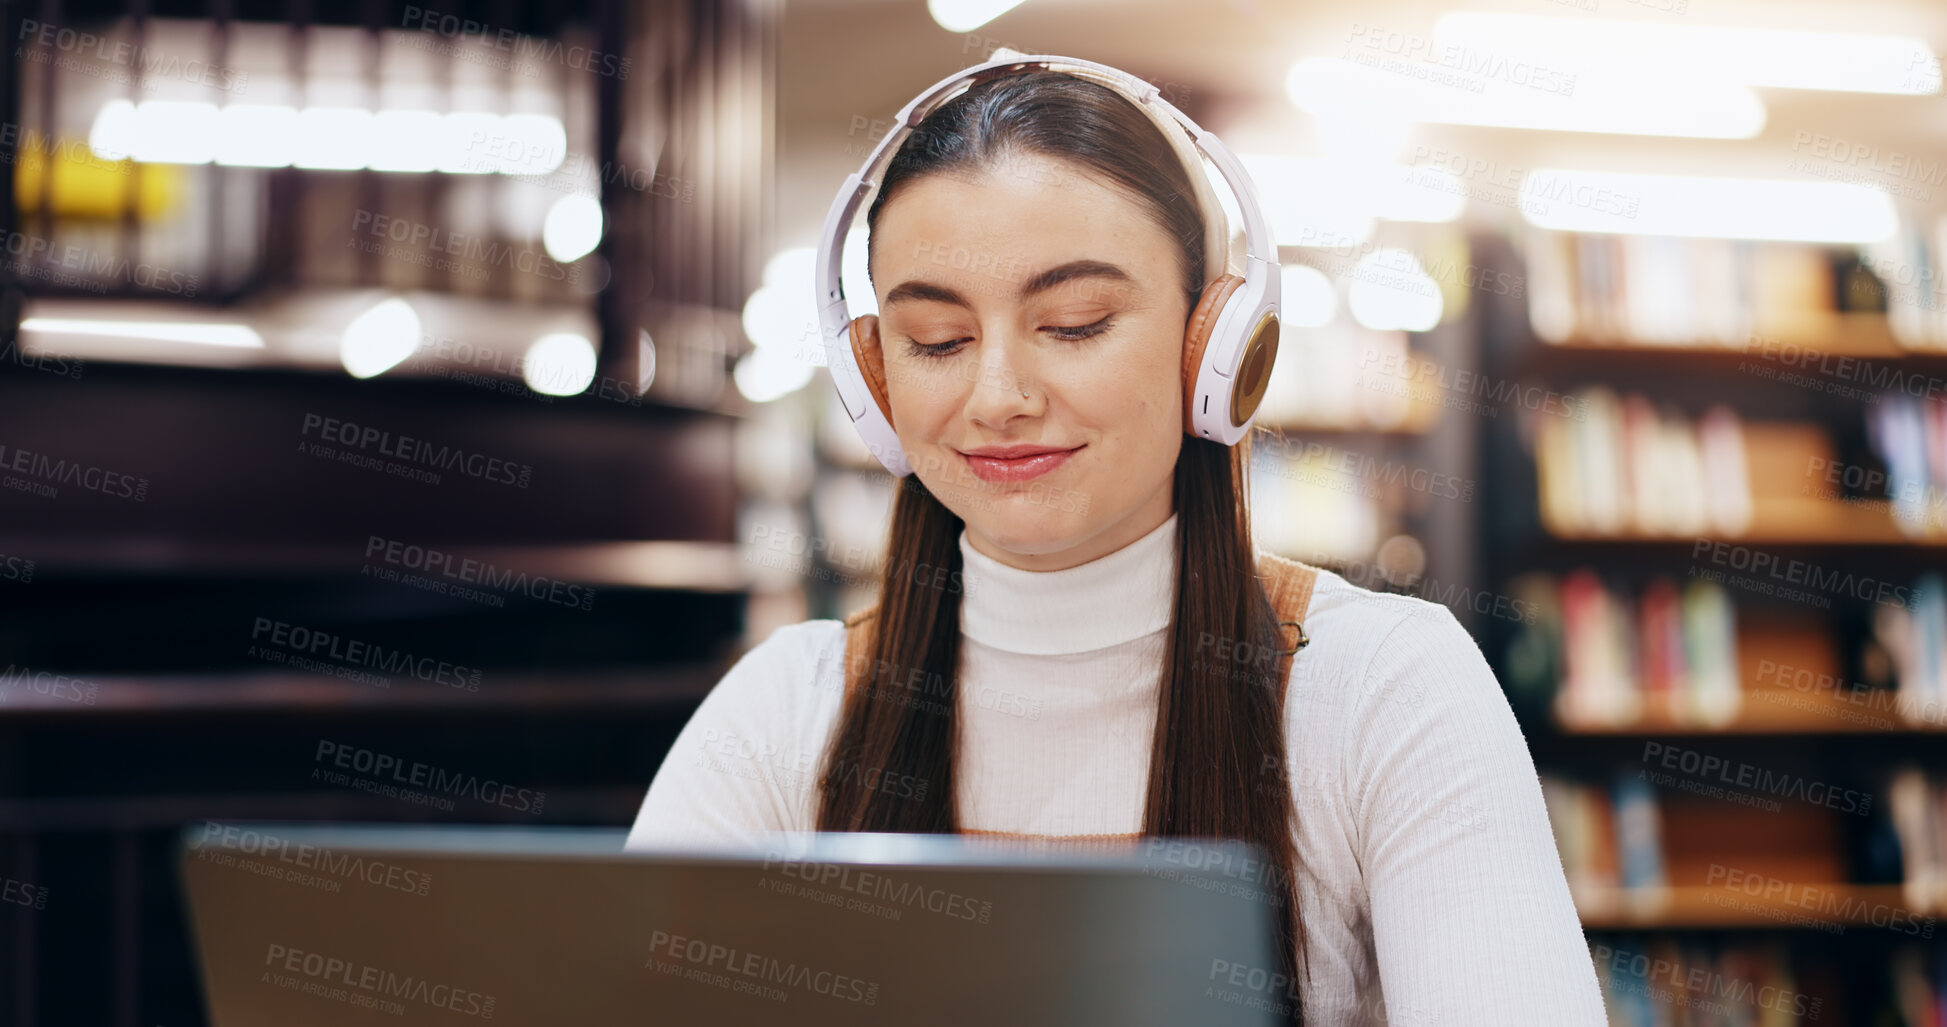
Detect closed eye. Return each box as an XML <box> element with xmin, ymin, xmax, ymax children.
<box><xmin>1045</xmin><ymin>315</ymin><xmax>1115</xmax><ymax>341</ymax></box>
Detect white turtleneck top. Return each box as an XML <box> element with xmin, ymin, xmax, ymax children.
<box><xmin>625</xmin><ymin>513</ymin><xmax>1606</xmax><ymax>1025</ymax></box>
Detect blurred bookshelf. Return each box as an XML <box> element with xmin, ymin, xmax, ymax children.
<box><xmin>1480</xmin><ymin>214</ymin><xmax>1947</xmax><ymax>1021</ymax></box>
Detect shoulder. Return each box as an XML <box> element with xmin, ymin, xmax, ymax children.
<box><xmin>1277</xmin><ymin>566</ymin><xmax>1510</xmax><ymax>754</ymax></box>
<box><xmin>704</xmin><ymin>618</ymin><xmax>852</xmax><ymax>725</ymax></box>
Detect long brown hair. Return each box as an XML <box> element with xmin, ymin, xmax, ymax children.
<box><xmin>817</xmin><ymin>69</ymin><xmax>1304</xmax><ymax>1022</ymax></box>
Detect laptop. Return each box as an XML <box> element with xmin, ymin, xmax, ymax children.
<box><xmin>179</xmin><ymin>822</ymin><xmax>1287</xmax><ymax>1026</ymax></box>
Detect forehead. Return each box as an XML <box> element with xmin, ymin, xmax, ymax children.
<box><xmin>870</xmin><ymin>155</ymin><xmax>1181</xmax><ymax>294</ymax></box>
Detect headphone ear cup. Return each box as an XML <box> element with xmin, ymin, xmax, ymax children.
<box><xmin>1180</xmin><ymin>274</ymin><xmax>1245</xmax><ymax>435</ymax></box>
<box><xmin>849</xmin><ymin>314</ymin><xmax>894</xmax><ymax>425</ymax></box>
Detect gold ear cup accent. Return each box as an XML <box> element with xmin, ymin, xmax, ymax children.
<box><xmin>1181</xmin><ymin>273</ymin><xmax>1245</xmax><ymax>435</ymax></box>
<box><xmin>1229</xmin><ymin>313</ymin><xmax>1279</xmax><ymax>428</ymax></box>
<box><xmin>849</xmin><ymin>314</ymin><xmax>894</xmax><ymax>424</ymax></box>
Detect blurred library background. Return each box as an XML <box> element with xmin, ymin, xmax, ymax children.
<box><xmin>0</xmin><ymin>0</ymin><xmax>1943</xmax><ymax>1022</ymax></box>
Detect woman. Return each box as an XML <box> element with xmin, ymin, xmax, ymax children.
<box><xmin>627</xmin><ymin>63</ymin><xmax>1605</xmax><ymax>1025</ymax></box>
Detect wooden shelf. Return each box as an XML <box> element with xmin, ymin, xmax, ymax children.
<box><xmin>0</xmin><ymin>536</ymin><xmax>753</xmax><ymax>592</ymax></box>
<box><xmin>1261</xmin><ymin>402</ymin><xmax>1442</xmax><ymax>437</ymax></box>
<box><xmin>1537</xmin><ymin>416</ymin><xmax>1947</xmax><ymax>547</ymax></box>
<box><xmin>1557</xmin><ymin>690</ymin><xmax>1941</xmax><ymax>735</ymax></box>
<box><xmin>1515</xmin><ymin>313</ymin><xmax>1947</xmax><ymax>377</ymax></box>
<box><xmin>1542</xmin><ymin>503</ymin><xmax>1947</xmax><ymax>547</ymax></box>
<box><xmin>1576</xmin><ymin>883</ymin><xmax>1920</xmax><ymax>930</ymax></box>
<box><xmin>0</xmin><ymin>665</ymin><xmax>724</xmax><ymax>715</ymax></box>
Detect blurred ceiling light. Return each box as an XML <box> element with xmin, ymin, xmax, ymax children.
<box><xmin>20</xmin><ymin>317</ymin><xmax>264</xmax><ymax>347</ymax></box>
<box><xmin>87</xmin><ymin>100</ymin><xmax>137</xmax><ymax>161</ymax></box>
<box><xmin>1517</xmin><ymin>169</ymin><xmax>1900</xmax><ymax>242</ymax></box>
<box><xmin>741</xmin><ymin>284</ymin><xmax>815</xmax><ymax>356</ymax></box>
<box><xmin>1240</xmin><ymin>153</ymin><xmax>1460</xmax><ymax>239</ymax></box>
<box><xmin>733</xmin><ymin>347</ymin><xmax>815</xmax><ymax>403</ymax></box>
<box><xmin>1285</xmin><ymin>58</ymin><xmax>1765</xmax><ymax>138</ymax></box>
<box><xmin>490</xmin><ymin>114</ymin><xmax>570</xmax><ymax>176</ymax></box>
<box><xmin>928</xmin><ymin>0</ymin><xmax>1029</xmax><ymax>32</ymax></box>
<box><xmin>840</xmin><ymin>227</ymin><xmax>877</xmax><ymax>318</ymax></box>
<box><xmin>89</xmin><ymin>100</ymin><xmax>220</xmax><ymax>164</ymax></box>
<box><xmin>763</xmin><ymin>247</ymin><xmax>816</xmax><ymax>288</ymax></box>
<box><xmin>1347</xmin><ymin>250</ymin><xmax>1443</xmax><ymax>332</ymax></box>
<box><xmin>1239</xmin><ymin>154</ymin><xmax>1375</xmax><ymax>247</ymax></box>
<box><xmin>339</xmin><ymin>298</ymin><xmax>421</xmax><ymax>378</ymax></box>
<box><xmin>436</xmin><ymin>113</ymin><xmax>503</xmax><ymax>174</ymax></box>
<box><xmin>88</xmin><ymin>103</ymin><xmax>568</xmax><ymax>175</ymax></box>
<box><xmin>1435</xmin><ymin>12</ymin><xmax>1942</xmax><ymax>95</ymax></box>
<box><xmin>637</xmin><ymin>328</ymin><xmax>657</xmax><ymax>394</ymax></box>
<box><xmin>522</xmin><ymin>332</ymin><xmax>599</xmax><ymax>396</ymax></box>
<box><xmin>1313</xmin><ymin>113</ymin><xmax>1412</xmax><ymax>163</ymax></box>
<box><xmin>215</xmin><ymin>105</ymin><xmax>299</xmax><ymax>167</ymax></box>
<box><xmin>744</xmin><ymin>246</ymin><xmax>821</xmax><ymax>357</ymax></box>
<box><xmin>368</xmin><ymin>110</ymin><xmax>445</xmax><ymax>172</ymax></box>
<box><xmin>542</xmin><ymin>194</ymin><xmax>604</xmax><ymax>262</ymax></box>
<box><xmin>293</xmin><ymin>108</ymin><xmax>375</xmax><ymax>170</ymax></box>
<box><xmin>1279</xmin><ymin>265</ymin><xmax>1338</xmax><ymax>328</ymax></box>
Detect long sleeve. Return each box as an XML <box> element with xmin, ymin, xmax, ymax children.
<box><xmin>623</xmin><ymin>622</ymin><xmax>836</xmax><ymax>851</ymax></box>
<box><xmin>1345</xmin><ymin>604</ymin><xmax>1605</xmax><ymax>1025</ymax></box>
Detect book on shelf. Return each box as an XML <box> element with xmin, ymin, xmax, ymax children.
<box><xmin>1888</xmin><ymin>766</ymin><xmax>1947</xmax><ymax>915</ymax></box>
<box><xmin>1524</xmin><ymin>226</ymin><xmax>1943</xmax><ymax>350</ymax></box>
<box><xmin>1890</xmin><ymin>944</ymin><xmax>1947</xmax><ymax>1027</ymax></box>
<box><xmin>1867</xmin><ymin>391</ymin><xmax>1947</xmax><ymax>538</ymax></box>
<box><xmin>1874</xmin><ymin>572</ymin><xmax>1947</xmax><ymax>726</ymax></box>
<box><xmin>1512</xmin><ymin>571</ymin><xmax>1740</xmax><ymax>729</ymax></box>
<box><xmin>1535</xmin><ymin>388</ymin><xmax>1753</xmax><ymax>538</ymax></box>
<box><xmin>1864</xmin><ymin>214</ymin><xmax>1947</xmax><ymax>350</ymax></box>
<box><xmin>1543</xmin><ymin>770</ymin><xmax>1664</xmax><ymax>908</ymax></box>
<box><xmin>1587</xmin><ymin>936</ymin><xmax>1815</xmax><ymax>1027</ymax></box>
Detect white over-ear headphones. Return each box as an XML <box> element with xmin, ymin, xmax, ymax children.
<box><xmin>813</xmin><ymin>51</ymin><xmax>1281</xmax><ymax>479</ymax></box>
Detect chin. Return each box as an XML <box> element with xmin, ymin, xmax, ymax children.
<box><xmin>962</xmin><ymin>502</ymin><xmax>1088</xmax><ymax>556</ymax></box>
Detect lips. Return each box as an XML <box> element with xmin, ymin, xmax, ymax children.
<box><xmin>957</xmin><ymin>444</ymin><xmax>1082</xmax><ymax>484</ymax></box>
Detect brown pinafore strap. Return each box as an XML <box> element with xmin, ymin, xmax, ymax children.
<box><xmin>840</xmin><ymin>550</ymin><xmax>1320</xmax><ymax>706</ymax></box>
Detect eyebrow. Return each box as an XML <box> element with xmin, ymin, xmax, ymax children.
<box><xmin>882</xmin><ymin>259</ymin><xmax>1134</xmax><ymax>309</ymax></box>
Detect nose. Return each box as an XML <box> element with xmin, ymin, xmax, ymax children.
<box><xmin>961</xmin><ymin>331</ymin><xmax>1039</xmax><ymax>430</ymax></box>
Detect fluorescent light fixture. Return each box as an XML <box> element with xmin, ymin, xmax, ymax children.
<box><xmin>293</xmin><ymin>108</ymin><xmax>375</xmax><ymax>170</ymax></box>
<box><xmin>1285</xmin><ymin>57</ymin><xmax>1765</xmax><ymax>139</ymax></box>
<box><xmin>492</xmin><ymin>113</ymin><xmax>568</xmax><ymax>175</ymax></box>
<box><xmin>542</xmin><ymin>194</ymin><xmax>604</xmax><ymax>262</ymax></box>
<box><xmin>20</xmin><ymin>317</ymin><xmax>264</xmax><ymax>348</ymax></box>
<box><xmin>1240</xmin><ymin>154</ymin><xmax>1376</xmax><ymax>247</ymax></box>
<box><xmin>928</xmin><ymin>0</ymin><xmax>1028</xmax><ymax>33</ymax></box>
<box><xmin>1240</xmin><ymin>154</ymin><xmax>1459</xmax><ymax>240</ymax></box>
<box><xmin>1436</xmin><ymin>12</ymin><xmax>1942</xmax><ymax>96</ymax></box>
<box><xmin>522</xmin><ymin>332</ymin><xmax>598</xmax><ymax>396</ymax></box>
<box><xmin>368</xmin><ymin>110</ymin><xmax>444</xmax><ymax>173</ymax></box>
<box><xmin>438</xmin><ymin>113</ymin><xmax>502</xmax><ymax>174</ymax></box>
<box><xmin>1313</xmin><ymin>113</ymin><xmax>1412</xmax><ymax>163</ymax></box>
<box><xmin>339</xmin><ymin>298</ymin><xmax>421</xmax><ymax>378</ymax></box>
<box><xmin>841</xmin><ymin>228</ymin><xmax>876</xmax><ymax>318</ymax></box>
<box><xmin>88</xmin><ymin>101</ymin><xmax>570</xmax><ymax>176</ymax></box>
<box><xmin>763</xmin><ymin>247</ymin><xmax>816</xmax><ymax>288</ymax></box>
<box><xmin>733</xmin><ymin>346</ymin><xmax>814</xmax><ymax>403</ymax></box>
<box><xmin>1347</xmin><ymin>250</ymin><xmax>1443</xmax><ymax>332</ymax></box>
<box><xmin>95</xmin><ymin>101</ymin><xmax>220</xmax><ymax>164</ymax></box>
<box><xmin>88</xmin><ymin>99</ymin><xmax>138</xmax><ymax>161</ymax></box>
<box><xmin>1280</xmin><ymin>265</ymin><xmax>1338</xmax><ymax>328</ymax></box>
<box><xmin>1517</xmin><ymin>169</ymin><xmax>1899</xmax><ymax>242</ymax></box>
<box><xmin>746</xmin><ymin>245</ymin><xmax>833</xmax><ymax>360</ymax></box>
<box><xmin>215</xmin><ymin>105</ymin><xmax>299</xmax><ymax>167</ymax></box>
<box><xmin>741</xmin><ymin>283</ymin><xmax>817</xmax><ymax>355</ymax></box>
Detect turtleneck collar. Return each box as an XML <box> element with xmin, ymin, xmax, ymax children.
<box><xmin>956</xmin><ymin>513</ymin><xmax>1178</xmax><ymax>656</ymax></box>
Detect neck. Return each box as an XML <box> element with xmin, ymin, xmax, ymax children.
<box><xmin>956</xmin><ymin>509</ymin><xmax>1179</xmax><ymax>656</ymax></box>
<box><xmin>963</xmin><ymin>486</ymin><xmax>1174</xmax><ymax>572</ymax></box>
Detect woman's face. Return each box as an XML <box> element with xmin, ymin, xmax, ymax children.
<box><xmin>867</xmin><ymin>153</ymin><xmax>1191</xmax><ymax>571</ymax></box>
